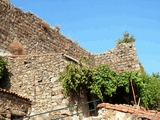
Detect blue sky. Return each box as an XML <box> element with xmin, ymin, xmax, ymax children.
<box><xmin>11</xmin><ymin>0</ymin><xmax>160</xmax><ymax>75</ymax></box>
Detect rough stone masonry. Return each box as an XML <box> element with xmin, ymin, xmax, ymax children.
<box><xmin>0</xmin><ymin>0</ymin><xmax>140</xmax><ymax>73</ymax></box>
<box><xmin>0</xmin><ymin>0</ymin><xmax>141</xmax><ymax>119</ymax></box>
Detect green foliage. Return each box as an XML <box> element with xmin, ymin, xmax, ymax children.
<box><xmin>152</xmin><ymin>72</ymin><xmax>160</xmax><ymax>79</ymax></box>
<box><xmin>90</xmin><ymin>65</ymin><xmax>116</xmax><ymax>100</ymax></box>
<box><xmin>58</xmin><ymin>56</ymin><xmax>93</xmax><ymax>96</ymax></box>
<box><xmin>0</xmin><ymin>56</ymin><xmax>10</xmax><ymax>89</ymax></box>
<box><xmin>0</xmin><ymin>56</ymin><xmax>8</xmax><ymax>80</ymax></box>
<box><xmin>58</xmin><ymin>56</ymin><xmax>160</xmax><ymax>109</ymax></box>
<box><xmin>137</xmin><ymin>72</ymin><xmax>160</xmax><ymax>109</ymax></box>
<box><xmin>116</xmin><ymin>31</ymin><xmax>136</xmax><ymax>44</ymax></box>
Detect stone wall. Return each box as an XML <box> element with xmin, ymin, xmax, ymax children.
<box><xmin>3</xmin><ymin>54</ymin><xmax>89</xmax><ymax>119</ymax></box>
<box><xmin>0</xmin><ymin>0</ymin><xmax>140</xmax><ymax>73</ymax></box>
<box><xmin>0</xmin><ymin>0</ymin><xmax>91</xmax><ymax>61</ymax></box>
<box><xmin>0</xmin><ymin>88</ymin><xmax>31</xmax><ymax>119</ymax></box>
<box><xmin>0</xmin><ymin>0</ymin><xmax>142</xmax><ymax>119</ymax></box>
<box><xmin>0</xmin><ymin>47</ymin><xmax>12</xmax><ymax>56</ymax></box>
<box><xmin>1</xmin><ymin>0</ymin><xmax>10</xmax><ymax>3</ymax></box>
<box><xmin>4</xmin><ymin>54</ymin><xmax>67</xmax><ymax>113</ymax></box>
<box><xmin>93</xmin><ymin>43</ymin><xmax>140</xmax><ymax>73</ymax></box>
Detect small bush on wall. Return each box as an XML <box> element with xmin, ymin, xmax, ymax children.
<box><xmin>41</xmin><ymin>21</ymin><xmax>50</xmax><ymax>32</ymax></box>
<box><xmin>55</xmin><ymin>25</ymin><xmax>60</xmax><ymax>32</ymax></box>
<box><xmin>116</xmin><ymin>31</ymin><xmax>136</xmax><ymax>44</ymax></box>
<box><xmin>7</xmin><ymin>39</ymin><xmax>26</xmax><ymax>55</ymax></box>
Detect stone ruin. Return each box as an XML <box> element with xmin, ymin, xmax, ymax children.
<box><xmin>0</xmin><ymin>88</ymin><xmax>31</xmax><ymax>120</ymax></box>
<box><xmin>0</xmin><ymin>0</ymin><xmax>153</xmax><ymax>119</ymax></box>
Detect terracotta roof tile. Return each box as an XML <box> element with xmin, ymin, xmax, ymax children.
<box><xmin>128</xmin><ymin>109</ymin><xmax>135</xmax><ymax>114</ymax></box>
<box><xmin>121</xmin><ymin>108</ymin><xmax>128</xmax><ymax>112</ymax></box>
<box><xmin>115</xmin><ymin>106</ymin><xmax>122</xmax><ymax>111</ymax></box>
<box><xmin>97</xmin><ymin>103</ymin><xmax>160</xmax><ymax>119</ymax></box>
<box><xmin>0</xmin><ymin>88</ymin><xmax>31</xmax><ymax>102</ymax></box>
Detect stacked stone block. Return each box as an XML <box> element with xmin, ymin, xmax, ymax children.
<box><xmin>0</xmin><ymin>0</ymin><xmax>140</xmax><ymax>73</ymax></box>
<box><xmin>0</xmin><ymin>0</ymin><xmax>142</xmax><ymax>119</ymax></box>
<box><xmin>3</xmin><ymin>54</ymin><xmax>89</xmax><ymax>118</ymax></box>
<box><xmin>93</xmin><ymin>43</ymin><xmax>140</xmax><ymax>73</ymax></box>
<box><xmin>0</xmin><ymin>88</ymin><xmax>31</xmax><ymax>119</ymax></box>
<box><xmin>0</xmin><ymin>0</ymin><xmax>91</xmax><ymax>61</ymax></box>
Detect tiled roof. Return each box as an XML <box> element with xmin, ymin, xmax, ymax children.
<box><xmin>97</xmin><ymin>103</ymin><xmax>160</xmax><ymax>120</ymax></box>
<box><xmin>0</xmin><ymin>88</ymin><xmax>31</xmax><ymax>102</ymax></box>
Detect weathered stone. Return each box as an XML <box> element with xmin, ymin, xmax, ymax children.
<box><xmin>0</xmin><ymin>0</ymin><xmax>141</xmax><ymax>119</ymax></box>
<box><xmin>0</xmin><ymin>90</ymin><xmax>31</xmax><ymax>120</ymax></box>
<box><xmin>5</xmin><ymin>113</ymin><xmax>11</xmax><ymax>118</ymax></box>
<box><xmin>62</xmin><ymin>99</ymin><xmax>69</xmax><ymax>105</ymax></box>
<box><xmin>11</xmin><ymin>110</ymin><xmax>26</xmax><ymax>117</ymax></box>
<box><xmin>93</xmin><ymin>43</ymin><xmax>140</xmax><ymax>73</ymax></box>
<box><xmin>0</xmin><ymin>115</ymin><xmax>5</xmax><ymax>120</ymax></box>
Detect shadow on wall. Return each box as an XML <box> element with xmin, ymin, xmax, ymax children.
<box><xmin>0</xmin><ymin>68</ymin><xmax>12</xmax><ymax>90</ymax></box>
<box><xmin>0</xmin><ymin>57</ymin><xmax>12</xmax><ymax>90</ymax></box>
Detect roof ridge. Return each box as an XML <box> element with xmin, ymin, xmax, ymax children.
<box><xmin>97</xmin><ymin>103</ymin><xmax>160</xmax><ymax>119</ymax></box>
<box><xmin>0</xmin><ymin>88</ymin><xmax>31</xmax><ymax>102</ymax></box>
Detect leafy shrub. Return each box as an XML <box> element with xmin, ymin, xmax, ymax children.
<box><xmin>58</xmin><ymin>56</ymin><xmax>92</xmax><ymax>96</ymax></box>
<box><xmin>116</xmin><ymin>31</ymin><xmax>136</xmax><ymax>44</ymax></box>
<box><xmin>152</xmin><ymin>72</ymin><xmax>160</xmax><ymax>79</ymax></box>
<box><xmin>58</xmin><ymin>56</ymin><xmax>160</xmax><ymax>109</ymax></box>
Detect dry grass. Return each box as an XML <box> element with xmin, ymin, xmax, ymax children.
<box><xmin>41</xmin><ymin>21</ymin><xmax>50</xmax><ymax>31</ymax></box>
<box><xmin>7</xmin><ymin>40</ymin><xmax>26</xmax><ymax>55</ymax></box>
<box><xmin>55</xmin><ymin>25</ymin><xmax>60</xmax><ymax>32</ymax></box>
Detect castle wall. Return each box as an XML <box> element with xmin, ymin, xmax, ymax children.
<box><xmin>0</xmin><ymin>0</ymin><xmax>140</xmax><ymax>73</ymax></box>
<box><xmin>3</xmin><ymin>54</ymin><xmax>88</xmax><ymax>119</ymax></box>
<box><xmin>0</xmin><ymin>47</ymin><xmax>12</xmax><ymax>56</ymax></box>
<box><xmin>93</xmin><ymin>43</ymin><xmax>140</xmax><ymax>73</ymax></box>
<box><xmin>0</xmin><ymin>0</ymin><xmax>91</xmax><ymax>61</ymax></box>
<box><xmin>4</xmin><ymin>54</ymin><xmax>67</xmax><ymax>114</ymax></box>
<box><xmin>1</xmin><ymin>0</ymin><xmax>141</xmax><ymax>119</ymax></box>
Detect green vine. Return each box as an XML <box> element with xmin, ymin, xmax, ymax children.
<box><xmin>0</xmin><ymin>57</ymin><xmax>8</xmax><ymax>79</ymax></box>
<box><xmin>58</xmin><ymin>56</ymin><xmax>160</xmax><ymax>109</ymax></box>
<box><xmin>0</xmin><ymin>56</ymin><xmax>10</xmax><ymax>89</ymax></box>
<box><xmin>58</xmin><ymin>56</ymin><xmax>92</xmax><ymax>96</ymax></box>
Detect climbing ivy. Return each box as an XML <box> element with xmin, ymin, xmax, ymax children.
<box><xmin>0</xmin><ymin>56</ymin><xmax>8</xmax><ymax>80</ymax></box>
<box><xmin>58</xmin><ymin>56</ymin><xmax>160</xmax><ymax>109</ymax></box>
<box><xmin>58</xmin><ymin>56</ymin><xmax>93</xmax><ymax>96</ymax></box>
<box><xmin>0</xmin><ymin>56</ymin><xmax>10</xmax><ymax>89</ymax></box>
